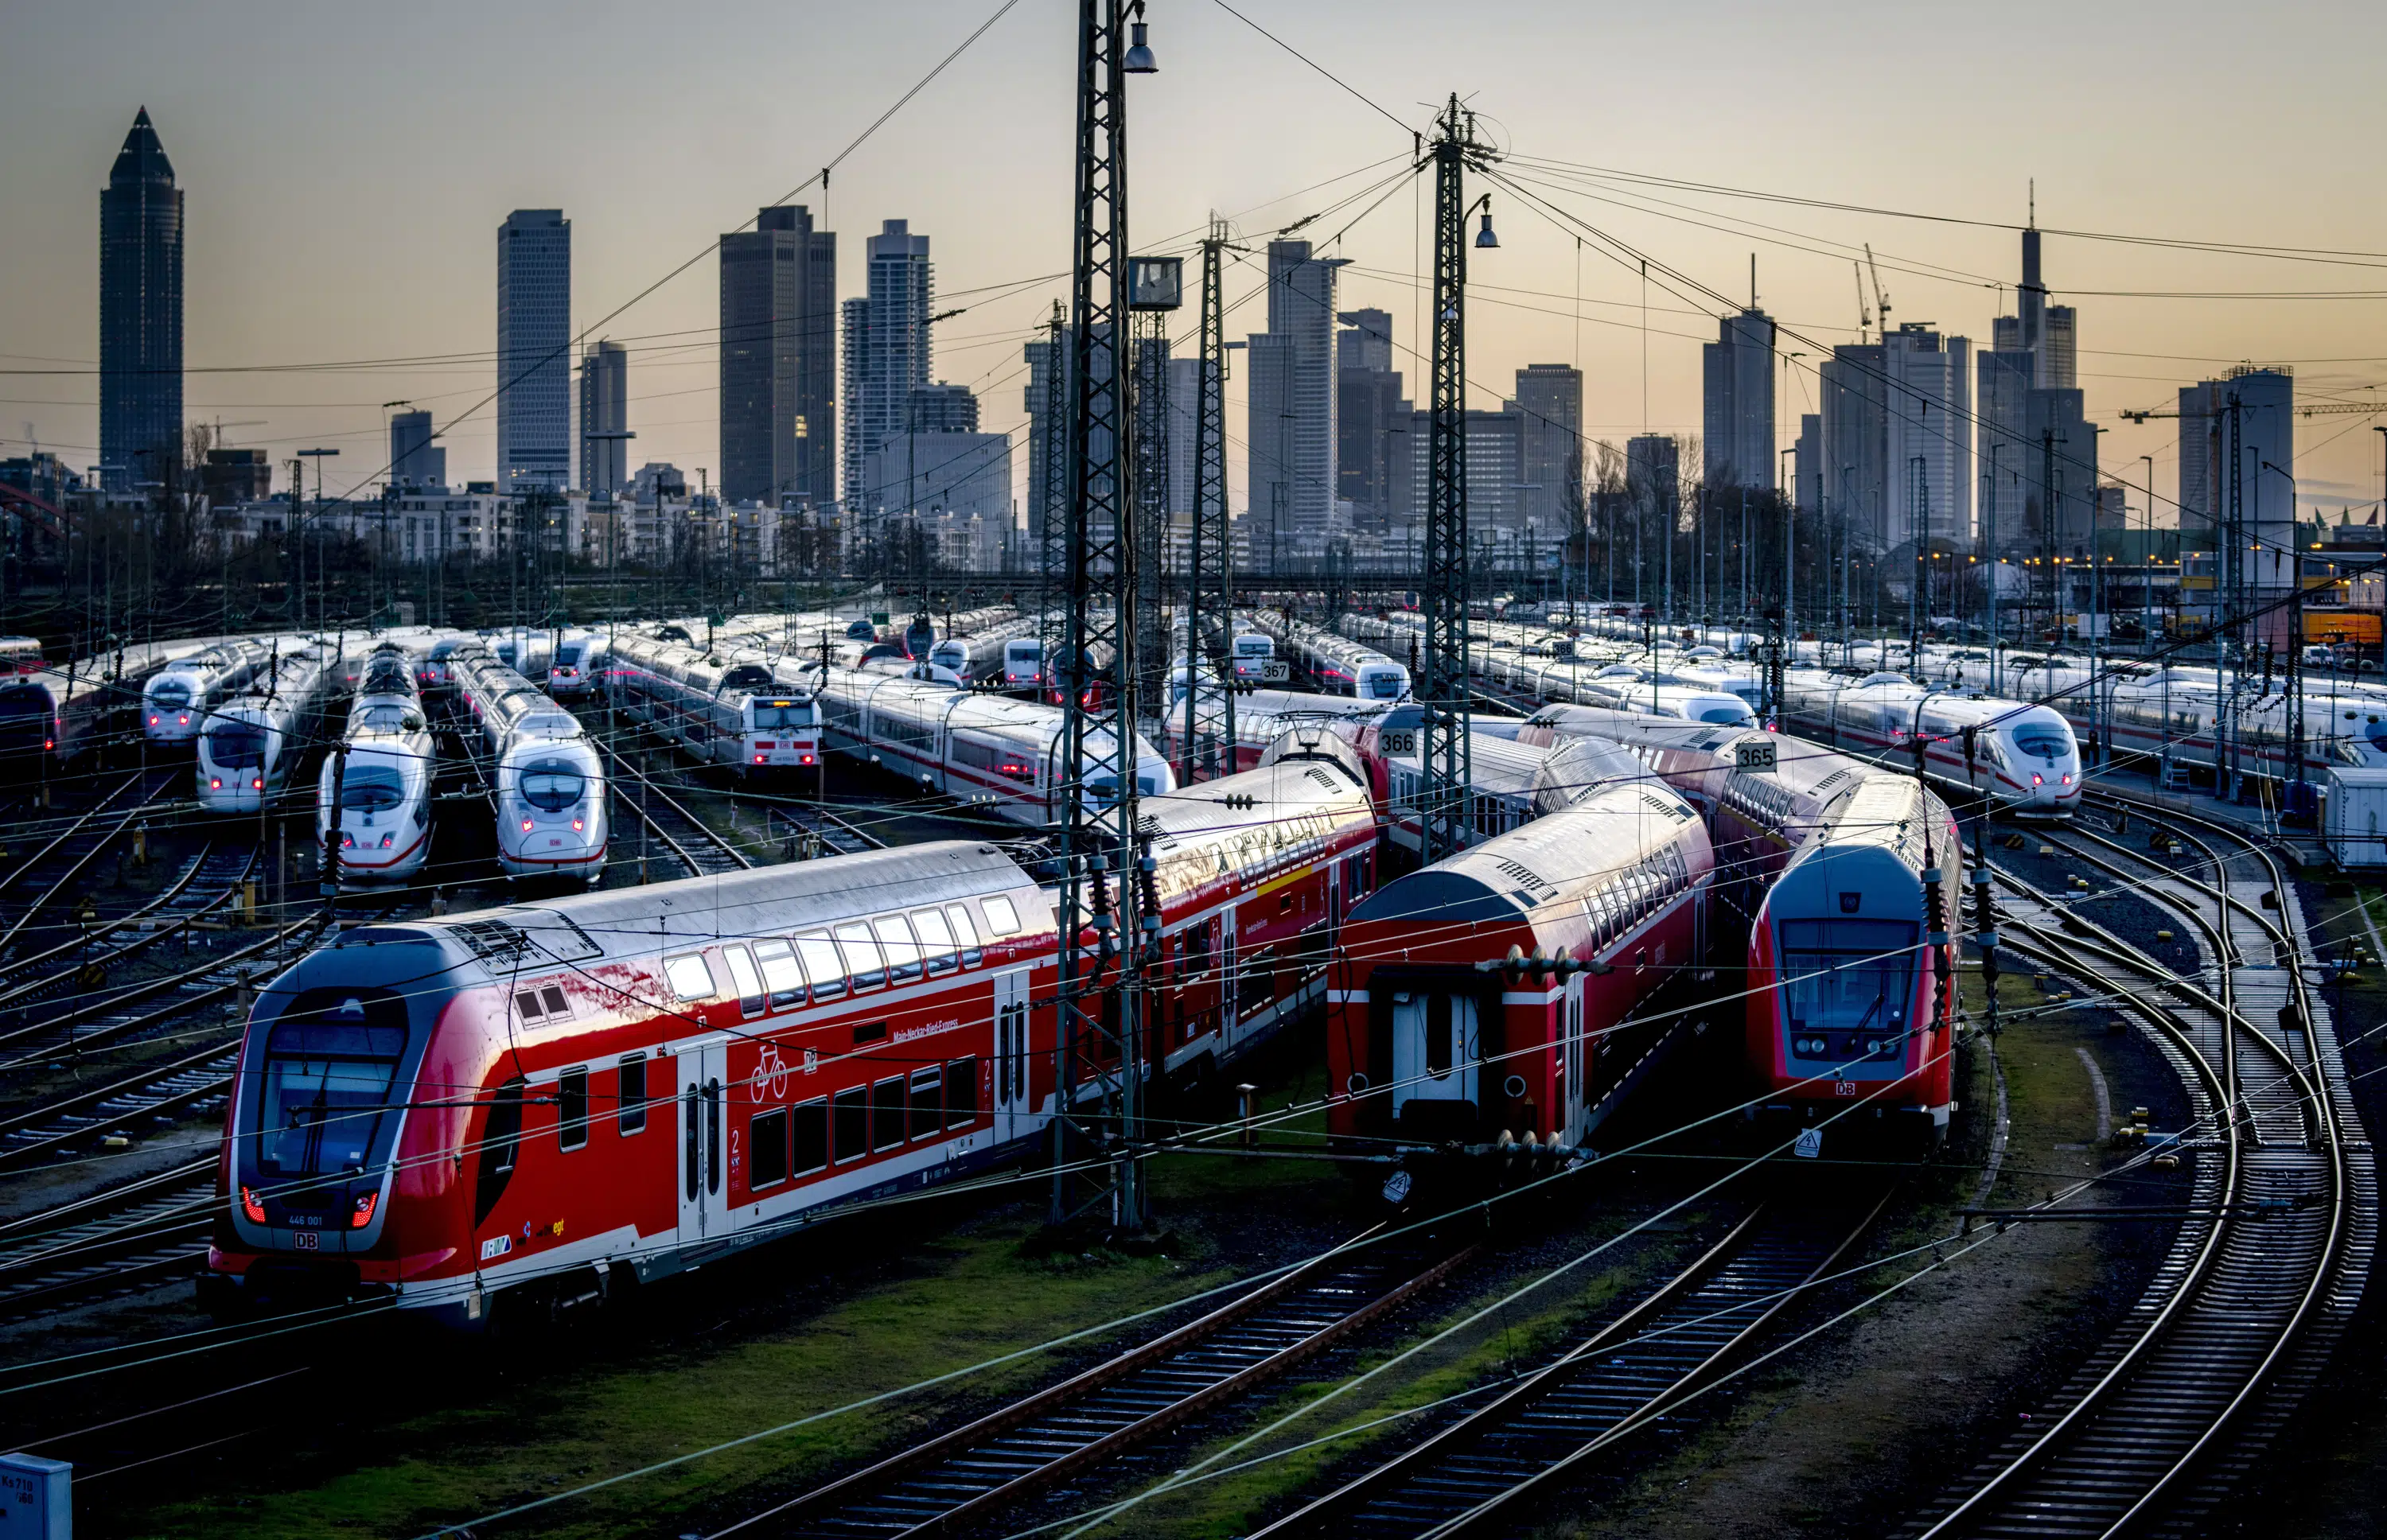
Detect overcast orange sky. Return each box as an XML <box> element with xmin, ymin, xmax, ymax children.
<box><xmin>6</xmin><ymin>0</ymin><xmax>2385</xmax><ymax>523</ymax></box>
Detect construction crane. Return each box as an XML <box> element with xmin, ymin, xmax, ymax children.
<box><xmin>2119</xmin><ymin>399</ymin><xmax>2386</xmax><ymax>424</ymax></box>
<box><xmin>1852</xmin><ymin>262</ymin><xmax>1871</xmax><ymax>344</ymax></box>
<box><xmin>1864</xmin><ymin>244</ymin><xmax>1891</xmax><ymax>338</ymax></box>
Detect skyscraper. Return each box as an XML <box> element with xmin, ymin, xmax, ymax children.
<box><xmin>1336</xmin><ymin>309</ymin><xmax>1405</xmax><ymax>535</ymax></box>
<box><xmin>1022</xmin><ymin>328</ymin><xmax>1070</xmax><ymax>554</ymax></box>
<box><xmin>496</xmin><ymin>209</ymin><xmax>570</xmax><ymax>493</ymax></box>
<box><xmin>1245</xmin><ymin>239</ymin><xmax>1345</xmax><ymax>554</ymax></box>
<box><xmin>718</xmin><ymin>205</ymin><xmax>836</xmax><ymax>507</ymax></box>
<box><xmin>908</xmin><ymin>383</ymin><xmax>979</xmax><ymax>434</ymax></box>
<box><xmin>99</xmin><ymin>107</ymin><xmax>183</xmax><ymax>491</ymax></box>
<box><xmin>1700</xmin><ymin>307</ymin><xmax>1775</xmax><ymax>491</ymax></box>
<box><xmin>1820</xmin><ymin>344</ymin><xmax>1888</xmax><ymax>546</ymax></box>
<box><xmin>1793</xmin><ymin>414</ymin><xmax>1822</xmax><ymax>515</ymax></box>
<box><xmin>389</xmin><ymin>409</ymin><xmax>445</xmax><ymax>490</ymax></box>
<box><xmin>1514</xmin><ymin>364</ymin><xmax>1584</xmax><ymax>531</ymax></box>
<box><xmin>842</xmin><ymin>220</ymin><xmax>933</xmax><ymax>508</ymax></box>
<box><xmin>578</xmin><ymin>340</ymin><xmax>629</xmax><ymax>496</ymax></box>
<box><xmin>1880</xmin><ymin>324</ymin><xmax>1973</xmax><ymax>547</ymax></box>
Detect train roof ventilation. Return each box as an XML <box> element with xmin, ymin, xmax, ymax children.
<box><xmin>450</xmin><ymin>918</ymin><xmax>532</xmax><ymax>967</ymax></box>
<box><xmin>1493</xmin><ymin>858</ymin><xmax>1553</xmax><ymax>898</ymax></box>
<box><xmin>1813</xmin><ymin>769</ymin><xmax>1852</xmax><ymax>792</ymax></box>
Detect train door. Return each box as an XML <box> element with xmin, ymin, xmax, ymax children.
<box><xmin>1217</xmin><ymin>909</ymin><xmax>1238</xmax><ymax>1045</ymax></box>
<box><xmin>1390</xmin><ymin>990</ymin><xmax>1478</xmax><ymax>1113</ymax></box>
<box><xmin>676</xmin><ymin>1041</ymin><xmax>726</xmax><ymax>1244</ymax></box>
<box><xmin>993</xmin><ymin>969</ymin><xmax>1034</xmax><ymax>1145</ymax></box>
<box><xmin>1561</xmin><ymin>975</ymin><xmax>1587</xmax><ymax>1144</ymax></box>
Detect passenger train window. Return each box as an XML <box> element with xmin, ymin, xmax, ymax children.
<box><xmin>912</xmin><ymin>908</ymin><xmax>959</xmax><ymax>973</ymax></box>
<box><xmin>664</xmin><ymin>953</ymin><xmax>716</xmax><ymax>1001</ymax></box>
<box><xmin>794</xmin><ymin>931</ymin><xmax>846</xmax><ymax>998</ymax></box>
<box><xmin>940</xmin><ymin>902</ymin><xmax>979</xmax><ymax>959</ymax></box>
<box><xmin>946</xmin><ymin>1058</ymin><xmax>978</xmax><ymax>1128</ymax></box>
<box><xmin>872</xmin><ymin>1078</ymin><xmax>906</xmax><ymax>1150</ymax></box>
<box><xmin>835</xmin><ymin>924</ymin><xmax>886</xmax><ymax>988</ymax></box>
<box><xmin>833</xmin><ymin>1087</ymin><xmax>868</xmax><ymax>1162</ymax></box>
<box><xmin>617</xmin><ymin>1055</ymin><xmax>648</xmax><ymax>1135</ymax></box>
<box><xmin>749</xmin><ymin>1108</ymin><xmax>789</xmax><ymax>1189</ymax></box>
<box><xmin>722</xmin><ymin>946</ymin><xmax>767</xmax><ymax>1017</ymax></box>
<box><xmin>475</xmin><ymin>1077</ymin><xmax>527</xmax><ymax>1226</ymax></box>
<box><xmin>873</xmin><ymin>916</ymin><xmax>924</xmax><ymax>981</ymax></box>
<box><xmin>558</xmin><ymin>1068</ymin><xmax>589</xmax><ymax>1150</ymax></box>
<box><xmin>792</xmin><ymin>1099</ymin><xmax>828</xmax><ymax>1176</ymax></box>
<box><xmin>981</xmin><ymin>896</ymin><xmax>1022</xmax><ymax>936</ymax></box>
<box><xmin>753</xmin><ymin>940</ymin><xmax>805</xmax><ymax>1008</ymax></box>
<box><xmin>909</xmin><ymin>1068</ymin><xmax>942</xmax><ymax>1139</ymax></box>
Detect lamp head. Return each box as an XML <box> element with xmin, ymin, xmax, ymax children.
<box><xmin>1474</xmin><ymin>200</ymin><xmax>1499</xmax><ymax>249</ymax></box>
<box><xmin>1123</xmin><ymin>16</ymin><xmax>1157</xmax><ymax>72</ymax></box>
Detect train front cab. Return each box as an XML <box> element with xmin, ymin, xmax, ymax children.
<box><xmin>1746</xmin><ymin>840</ymin><xmax>1955</xmax><ymax>1148</ymax></box>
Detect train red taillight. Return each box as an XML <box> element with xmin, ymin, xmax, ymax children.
<box><xmin>571</xmin><ymin>817</ymin><xmax>584</xmax><ymax>831</ymax></box>
<box><xmin>251</xmin><ymin>777</ymin><xmax>263</xmax><ymax>790</ymax></box>
<box><xmin>349</xmin><ymin>1191</ymin><xmax>378</xmax><ymax>1228</ymax></box>
<box><xmin>521</xmin><ymin>818</ymin><xmax>534</xmax><ymax>833</ymax></box>
<box><xmin>210</xmin><ymin>777</ymin><xmax>222</xmax><ymax>790</ymax></box>
<box><xmin>240</xmin><ymin>1185</ymin><xmax>267</xmax><ymax>1224</ymax></box>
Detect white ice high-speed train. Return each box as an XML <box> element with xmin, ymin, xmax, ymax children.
<box><xmin>1776</xmin><ymin>670</ymin><xmax>2083</xmax><ymax>819</ymax></box>
<box><xmin>197</xmin><ymin>644</ymin><xmax>338</xmax><ymax>813</ymax></box>
<box><xmin>605</xmin><ymin>633</ymin><xmax>824</xmax><ymax>776</ymax></box>
<box><xmin>453</xmin><ymin>646</ymin><xmax>607</xmax><ymax>883</ymax></box>
<box><xmin>812</xmin><ymin>663</ymin><xmax>1174</xmax><ymax>826</ymax></box>
<box><xmin>317</xmin><ymin>644</ymin><xmax>436</xmax><ymax>884</ymax></box>
<box><xmin>143</xmin><ymin>640</ymin><xmax>270</xmax><ymax>747</ymax></box>
<box><xmin>1256</xmin><ymin>615</ymin><xmax>1410</xmax><ymax>700</ymax></box>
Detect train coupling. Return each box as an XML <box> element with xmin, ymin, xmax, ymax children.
<box><xmin>1380</xmin><ymin>1131</ymin><xmax>1593</xmax><ymax>1208</ymax></box>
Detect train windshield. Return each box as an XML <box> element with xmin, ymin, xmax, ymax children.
<box><xmin>206</xmin><ymin>721</ymin><xmax>268</xmax><ymax>768</ymax></box>
<box><xmin>1778</xmin><ymin>920</ymin><xmax>1918</xmax><ymax>1036</ymax></box>
<box><xmin>520</xmin><ymin>760</ymin><xmax>586</xmax><ymax>811</ymax></box>
<box><xmin>555</xmin><ymin>643</ymin><xmax>585</xmax><ymax>668</ymax></box>
<box><xmin>1364</xmin><ymin>671</ymin><xmax>1404</xmax><ymax>699</ymax></box>
<box><xmin>150</xmin><ymin>679</ymin><xmax>193</xmax><ymax>708</ymax></box>
<box><xmin>750</xmin><ymin>702</ymin><xmax>814</xmax><ymax>729</ymax></box>
<box><xmin>1236</xmin><ymin>636</ymin><xmax>1271</xmax><ymax>657</ymax></box>
<box><xmin>340</xmin><ymin>767</ymin><xmax>406</xmax><ymax>811</ymax></box>
<box><xmin>255</xmin><ymin>998</ymin><xmax>407</xmax><ymax>1177</ymax></box>
<box><xmin>1006</xmin><ymin>640</ymin><xmax>1041</xmax><ymax>663</ymax></box>
<box><xmin>2013</xmin><ymin>729</ymin><xmax>2070</xmax><ymax>760</ymax></box>
<box><xmin>353</xmin><ymin>703</ymin><xmax>422</xmax><ymax>733</ymax></box>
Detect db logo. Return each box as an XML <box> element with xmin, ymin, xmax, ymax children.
<box><xmin>757</xmin><ymin>1044</ymin><xmax>791</xmax><ymax>1099</ymax></box>
<box><xmin>1833</xmin><ymin>1080</ymin><xmax>1858</xmax><ymax>1096</ymax></box>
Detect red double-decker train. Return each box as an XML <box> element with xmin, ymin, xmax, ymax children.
<box><xmin>207</xmin><ymin>745</ymin><xmax>1379</xmax><ymax>1327</ymax></box>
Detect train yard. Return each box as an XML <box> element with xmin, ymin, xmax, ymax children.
<box><xmin>0</xmin><ymin>609</ymin><xmax>2378</xmax><ymax>1538</ymax></box>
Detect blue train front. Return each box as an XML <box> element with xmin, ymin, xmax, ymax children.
<box><xmin>1745</xmin><ymin>776</ymin><xmax>1961</xmax><ymax>1140</ymax></box>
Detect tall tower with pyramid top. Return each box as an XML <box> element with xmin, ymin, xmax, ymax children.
<box><xmin>99</xmin><ymin>107</ymin><xmax>184</xmax><ymax>491</ymax></box>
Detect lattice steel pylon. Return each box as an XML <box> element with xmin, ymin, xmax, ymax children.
<box><xmin>1418</xmin><ymin>96</ymin><xmax>1495</xmax><ymax>864</ymax></box>
<box><xmin>1037</xmin><ymin>301</ymin><xmax>1069</xmax><ymax>671</ymax></box>
<box><xmin>1052</xmin><ymin>0</ymin><xmax>1155</xmax><ymax>1233</ymax></box>
<box><xmin>1180</xmin><ymin>220</ymin><xmax>1233</xmax><ymax>784</ymax></box>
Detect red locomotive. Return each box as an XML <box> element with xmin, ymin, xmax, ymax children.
<box><xmin>1325</xmin><ymin>776</ymin><xmax>1714</xmax><ymax>1153</ymax></box>
<box><xmin>208</xmin><ymin>749</ymin><xmax>1379</xmax><ymax>1327</ymax></box>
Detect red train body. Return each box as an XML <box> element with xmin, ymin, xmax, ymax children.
<box><xmin>208</xmin><ymin>752</ymin><xmax>1378</xmax><ymax>1326</ymax></box>
<box><xmin>1326</xmin><ymin>780</ymin><xmax>1713</xmax><ymax>1150</ymax></box>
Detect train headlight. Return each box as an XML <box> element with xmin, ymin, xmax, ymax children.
<box><xmin>2031</xmin><ymin>773</ymin><xmax>2043</xmax><ymax>787</ymax></box>
<box><xmin>240</xmin><ymin>1185</ymin><xmax>267</xmax><ymax>1224</ymax></box>
<box><xmin>210</xmin><ymin>778</ymin><xmax>222</xmax><ymax>790</ymax></box>
<box><xmin>2061</xmin><ymin>772</ymin><xmax>2072</xmax><ymax>786</ymax></box>
<box><xmin>178</xmin><ymin>714</ymin><xmax>188</xmax><ymax>725</ymax></box>
<box><xmin>349</xmin><ymin>1191</ymin><xmax>378</xmax><ymax>1228</ymax></box>
<box><xmin>755</xmin><ymin>754</ymin><xmax>765</xmax><ymax>764</ymax></box>
<box><xmin>521</xmin><ymin>818</ymin><xmax>534</xmax><ymax>833</ymax></box>
<box><xmin>340</xmin><ymin>832</ymin><xmax>354</xmax><ymax>849</ymax></box>
<box><xmin>379</xmin><ymin>832</ymin><xmax>394</xmax><ymax>849</ymax></box>
<box><xmin>251</xmin><ymin>777</ymin><xmax>263</xmax><ymax>790</ymax></box>
<box><xmin>149</xmin><ymin>715</ymin><xmax>158</xmax><ymax>725</ymax></box>
<box><xmin>571</xmin><ymin>817</ymin><xmax>584</xmax><ymax>831</ymax></box>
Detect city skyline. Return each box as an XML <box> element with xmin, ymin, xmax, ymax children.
<box><xmin>6</xmin><ymin>1</ymin><xmax>2385</xmax><ymax>527</ymax></box>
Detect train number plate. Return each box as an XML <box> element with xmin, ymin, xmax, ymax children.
<box><xmin>1735</xmin><ymin>739</ymin><xmax>1778</xmax><ymax>772</ymax></box>
<box><xmin>1380</xmin><ymin>729</ymin><xmax>1416</xmax><ymax>756</ymax></box>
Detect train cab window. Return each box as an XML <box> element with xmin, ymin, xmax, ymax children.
<box><xmin>872</xmin><ymin>1078</ymin><xmax>906</xmax><ymax>1151</ymax></box>
<box><xmin>833</xmin><ymin>1087</ymin><xmax>868</xmax><ymax>1162</ymax></box>
<box><xmin>664</xmin><ymin>953</ymin><xmax>717</xmax><ymax>1001</ymax></box>
<box><xmin>754</xmin><ymin>939</ymin><xmax>805</xmax><ymax>1008</ymax></box>
<box><xmin>946</xmin><ymin>1058</ymin><xmax>979</xmax><ymax>1128</ymax></box>
<box><xmin>912</xmin><ymin>908</ymin><xmax>959</xmax><ymax>973</ymax></box>
<box><xmin>792</xmin><ymin>1099</ymin><xmax>828</xmax><ymax>1176</ymax></box>
<box><xmin>944</xmin><ymin>904</ymin><xmax>983</xmax><ymax>964</ymax></box>
<box><xmin>749</xmin><ymin>1107</ymin><xmax>790</xmax><ymax>1189</ymax></box>
<box><xmin>617</xmin><ymin>1055</ymin><xmax>648</xmax><ymax>1135</ymax></box>
<box><xmin>981</xmin><ymin>895</ymin><xmax>1022</xmax><ymax>936</ymax></box>
<box><xmin>795</xmin><ymin>931</ymin><xmax>846</xmax><ymax>999</ymax></box>
<box><xmin>722</xmin><ymin>946</ymin><xmax>767</xmax><ymax>1017</ymax></box>
<box><xmin>835</xmin><ymin>924</ymin><xmax>886</xmax><ymax>988</ymax></box>
<box><xmin>558</xmin><ymin>1068</ymin><xmax>589</xmax><ymax>1150</ymax></box>
<box><xmin>909</xmin><ymin>1068</ymin><xmax>942</xmax><ymax>1140</ymax></box>
<box><xmin>873</xmin><ymin>916</ymin><xmax>924</xmax><ymax>982</ymax></box>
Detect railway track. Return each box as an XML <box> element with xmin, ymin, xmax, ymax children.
<box><xmin>1914</xmin><ymin>803</ymin><xmax>2372</xmax><ymax>1538</ymax></box>
<box><xmin>598</xmin><ymin>741</ymin><xmax>753</xmax><ymax>878</ymax></box>
<box><xmin>0</xmin><ymin>911</ymin><xmax>316</xmax><ymax>1072</ymax></box>
<box><xmin>1250</xmin><ymin>1197</ymin><xmax>1887</xmax><ymax>1539</ymax></box>
<box><xmin>0</xmin><ymin>842</ymin><xmax>261</xmax><ymax>1013</ymax></box>
<box><xmin>0</xmin><ymin>1158</ymin><xmax>215</xmax><ymax>1319</ymax></box>
<box><xmin>768</xmin><ymin>802</ymin><xmax>883</xmax><ymax>859</ymax></box>
<box><xmin>718</xmin><ymin>1231</ymin><xmax>1480</xmax><ymax>1540</ymax></box>
<box><xmin>0</xmin><ymin>1034</ymin><xmax>243</xmax><ymax>1170</ymax></box>
<box><xmin>0</xmin><ymin>765</ymin><xmax>185</xmax><ymax>959</ymax></box>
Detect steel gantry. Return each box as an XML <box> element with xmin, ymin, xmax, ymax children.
<box><xmin>1417</xmin><ymin>95</ymin><xmax>1497</xmax><ymax>864</ymax></box>
<box><xmin>1051</xmin><ymin>0</ymin><xmax>1157</xmax><ymax>1234</ymax></box>
<box><xmin>1181</xmin><ymin>220</ymin><xmax>1234</xmax><ymax>784</ymax></box>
